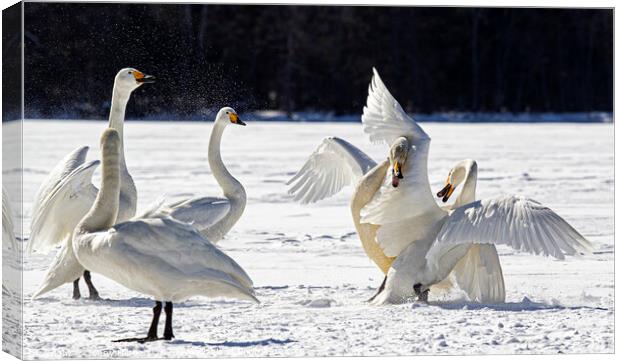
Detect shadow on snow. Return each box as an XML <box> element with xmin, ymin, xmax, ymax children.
<box><xmin>168</xmin><ymin>338</ymin><xmax>297</xmax><ymax>347</ymax></box>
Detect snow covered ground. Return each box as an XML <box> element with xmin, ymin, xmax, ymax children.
<box><xmin>3</xmin><ymin>120</ymin><xmax>614</xmax><ymax>358</ymax></box>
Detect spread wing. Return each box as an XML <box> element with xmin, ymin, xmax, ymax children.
<box><xmin>427</xmin><ymin>195</ymin><xmax>593</xmax><ymax>264</ymax></box>
<box><xmin>287</xmin><ymin>137</ymin><xmax>377</xmax><ymax>204</ymax></box>
<box><xmin>28</xmin><ymin>157</ymin><xmax>99</xmax><ymax>253</ymax></box>
<box><xmin>361</xmin><ymin>67</ymin><xmax>429</xmax><ymax>145</ymax></box>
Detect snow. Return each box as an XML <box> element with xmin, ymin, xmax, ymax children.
<box><xmin>2</xmin><ymin>120</ymin><xmax>614</xmax><ymax>358</ymax></box>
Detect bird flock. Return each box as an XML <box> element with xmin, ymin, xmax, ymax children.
<box><xmin>2</xmin><ymin>67</ymin><xmax>592</xmax><ymax>343</ymax></box>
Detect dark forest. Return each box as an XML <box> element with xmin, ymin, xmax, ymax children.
<box><xmin>21</xmin><ymin>3</ymin><xmax>613</xmax><ymax>120</ymax></box>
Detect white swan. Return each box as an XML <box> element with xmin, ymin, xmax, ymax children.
<box><xmin>287</xmin><ymin>68</ymin><xmax>432</xmax><ymax>277</ymax></box>
<box><xmin>430</xmin><ymin>159</ymin><xmax>506</xmax><ymax>303</ymax></box>
<box><xmin>147</xmin><ymin>107</ymin><xmax>247</xmax><ymax>243</ymax></box>
<box><xmin>72</xmin><ymin>128</ymin><xmax>257</xmax><ymax>342</ymax></box>
<box><xmin>31</xmin><ymin>68</ymin><xmax>154</xmax><ymax>300</ymax></box>
<box><xmin>354</xmin><ymin>70</ymin><xmax>591</xmax><ymax>305</ymax></box>
<box><xmin>369</xmin><ymin>159</ymin><xmax>592</xmax><ymax>305</ymax></box>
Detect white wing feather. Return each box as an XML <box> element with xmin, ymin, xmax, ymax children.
<box><xmin>287</xmin><ymin>137</ymin><xmax>377</xmax><ymax>204</ymax></box>
<box><xmin>165</xmin><ymin>197</ymin><xmax>231</xmax><ymax>231</ymax></box>
<box><xmin>361</xmin><ymin>68</ymin><xmax>429</xmax><ymax>145</ymax></box>
<box><xmin>79</xmin><ymin>217</ymin><xmax>257</xmax><ymax>303</ymax></box>
<box><xmin>28</xmin><ymin>158</ymin><xmax>99</xmax><ymax>253</ymax></box>
<box><xmin>449</xmin><ymin>244</ymin><xmax>506</xmax><ymax>303</ymax></box>
<box><xmin>427</xmin><ymin>195</ymin><xmax>593</xmax><ymax>264</ymax></box>
<box><xmin>136</xmin><ymin>197</ymin><xmax>231</xmax><ymax>238</ymax></box>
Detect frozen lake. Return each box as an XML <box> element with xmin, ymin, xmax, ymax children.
<box><xmin>3</xmin><ymin>120</ymin><xmax>614</xmax><ymax>358</ymax></box>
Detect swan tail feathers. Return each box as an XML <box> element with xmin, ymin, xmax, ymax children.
<box><xmin>32</xmin><ymin>237</ymin><xmax>85</xmax><ymax>300</ymax></box>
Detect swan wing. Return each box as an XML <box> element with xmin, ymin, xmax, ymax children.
<box><xmin>287</xmin><ymin>136</ymin><xmax>377</xmax><ymax>204</ymax></box>
<box><xmin>428</xmin><ymin>195</ymin><xmax>593</xmax><ymax>263</ymax></box>
<box><xmin>28</xmin><ymin>159</ymin><xmax>99</xmax><ymax>253</ymax></box>
<box><xmin>361</xmin><ymin>68</ymin><xmax>429</xmax><ymax>145</ymax></box>
<box><xmin>2</xmin><ymin>187</ymin><xmax>17</xmax><ymax>251</ymax></box>
<box><xmin>448</xmin><ymin>244</ymin><xmax>506</xmax><ymax>303</ymax></box>
<box><xmin>166</xmin><ymin>197</ymin><xmax>231</xmax><ymax>230</ymax></box>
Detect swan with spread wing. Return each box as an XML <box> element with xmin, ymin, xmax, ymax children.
<box><xmin>32</xmin><ymin>106</ymin><xmax>248</xmax><ymax>300</ymax></box>
<box><xmin>31</xmin><ymin>68</ymin><xmax>154</xmax><ymax>300</ymax></box>
<box><xmin>370</xmin><ymin>157</ymin><xmax>592</xmax><ymax>304</ymax></box>
<box><xmin>288</xmin><ymin>68</ymin><xmax>437</xmax><ymax>279</ymax></box>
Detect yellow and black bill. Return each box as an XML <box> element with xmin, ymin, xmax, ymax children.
<box><xmin>133</xmin><ymin>70</ymin><xmax>156</xmax><ymax>84</ymax></box>
<box><xmin>436</xmin><ymin>182</ymin><xmax>455</xmax><ymax>203</ymax></box>
<box><xmin>228</xmin><ymin>112</ymin><xmax>246</xmax><ymax>126</ymax></box>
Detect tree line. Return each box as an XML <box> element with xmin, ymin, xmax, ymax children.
<box><xmin>23</xmin><ymin>3</ymin><xmax>612</xmax><ymax>120</ymax></box>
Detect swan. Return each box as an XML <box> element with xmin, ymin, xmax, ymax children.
<box><xmin>354</xmin><ymin>69</ymin><xmax>591</xmax><ymax>305</ymax></box>
<box><xmin>72</xmin><ymin>128</ymin><xmax>257</xmax><ymax>343</ymax></box>
<box><xmin>369</xmin><ymin>158</ymin><xmax>593</xmax><ymax>305</ymax></box>
<box><xmin>146</xmin><ymin>107</ymin><xmax>247</xmax><ymax>243</ymax></box>
<box><xmin>428</xmin><ymin>159</ymin><xmax>506</xmax><ymax>303</ymax></box>
<box><xmin>30</xmin><ymin>68</ymin><xmax>154</xmax><ymax>300</ymax></box>
<box><xmin>287</xmin><ymin>68</ymin><xmax>432</xmax><ymax>282</ymax></box>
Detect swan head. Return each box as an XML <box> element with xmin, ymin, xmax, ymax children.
<box><xmin>388</xmin><ymin>137</ymin><xmax>410</xmax><ymax>188</ymax></box>
<box><xmin>215</xmin><ymin>107</ymin><xmax>246</xmax><ymax>126</ymax></box>
<box><xmin>436</xmin><ymin>159</ymin><xmax>477</xmax><ymax>202</ymax></box>
<box><xmin>114</xmin><ymin>68</ymin><xmax>155</xmax><ymax>93</ymax></box>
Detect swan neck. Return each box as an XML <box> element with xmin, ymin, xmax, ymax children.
<box><xmin>454</xmin><ymin>164</ymin><xmax>477</xmax><ymax>208</ymax></box>
<box><xmin>78</xmin><ymin>147</ymin><xmax>121</xmax><ymax>233</ymax></box>
<box><xmin>208</xmin><ymin>121</ymin><xmax>243</xmax><ymax>197</ymax></box>
<box><xmin>108</xmin><ymin>86</ymin><xmax>130</xmax><ymax>165</ymax></box>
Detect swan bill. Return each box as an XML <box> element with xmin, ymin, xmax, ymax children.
<box><xmin>228</xmin><ymin>113</ymin><xmax>246</xmax><ymax>126</ymax></box>
<box><xmin>437</xmin><ymin>183</ymin><xmax>455</xmax><ymax>202</ymax></box>
<box><xmin>132</xmin><ymin>70</ymin><xmax>156</xmax><ymax>84</ymax></box>
<box><xmin>391</xmin><ymin>161</ymin><xmax>403</xmax><ymax>187</ymax></box>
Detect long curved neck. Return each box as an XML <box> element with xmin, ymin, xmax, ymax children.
<box><xmin>208</xmin><ymin>121</ymin><xmax>244</xmax><ymax>196</ymax></box>
<box><xmin>204</xmin><ymin>121</ymin><xmax>246</xmax><ymax>241</ymax></box>
<box><xmin>351</xmin><ymin>161</ymin><xmax>394</xmax><ymax>274</ymax></box>
<box><xmin>108</xmin><ymin>86</ymin><xmax>131</xmax><ymax>170</ymax></box>
<box><xmin>77</xmin><ymin>146</ymin><xmax>121</xmax><ymax>234</ymax></box>
<box><xmin>454</xmin><ymin>164</ymin><xmax>477</xmax><ymax>208</ymax></box>
<box><xmin>107</xmin><ymin>86</ymin><xmax>137</xmax><ymax>221</ymax></box>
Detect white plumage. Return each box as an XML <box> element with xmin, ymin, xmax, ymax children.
<box><xmin>154</xmin><ymin>107</ymin><xmax>248</xmax><ymax>243</ymax></box>
<box><xmin>71</xmin><ymin>128</ymin><xmax>256</xmax><ymax>342</ymax></box>
<box><xmin>75</xmin><ymin>216</ymin><xmax>257</xmax><ymax>303</ymax></box>
<box><xmin>28</xmin><ymin>147</ymin><xmax>98</xmax><ymax>254</ymax></box>
<box><xmin>287</xmin><ymin>136</ymin><xmax>376</xmax><ymax>204</ymax></box>
<box><xmin>31</xmin><ymin>68</ymin><xmax>154</xmax><ymax>299</ymax></box>
<box><xmin>371</xmin><ymin>159</ymin><xmax>592</xmax><ymax>305</ymax></box>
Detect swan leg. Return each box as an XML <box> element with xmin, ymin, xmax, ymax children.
<box><xmin>418</xmin><ymin>289</ymin><xmax>429</xmax><ymax>303</ymax></box>
<box><xmin>72</xmin><ymin>278</ymin><xmax>81</xmax><ymax>300</ymax></box>
<box><xmin>163</xmin><ymin>302</ymin><xmax>174</xmax><ymax>340</ymax></box>
<box><xmin>413</xmin><ymin>283</ymin><xmax>429</xmax><ymax>303</ymax></box>
<box><xmin>113</xmin><ymin>301</ymin><xmax>162</xmax><ymax>343</ymax></box>
<box><xmin>366</xmin><ymin>276</ymin><xmax>387</xmax><ymax>303</ymax></box>
<box><xmin>83</xmin><ymin>270</ymin><xmax>101</xmax><ymax>300</ymax></box>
